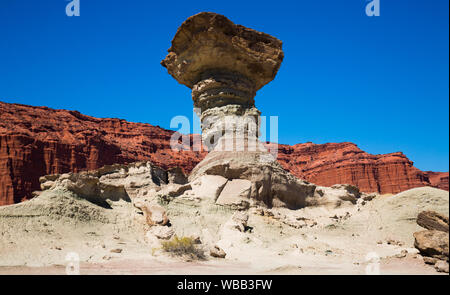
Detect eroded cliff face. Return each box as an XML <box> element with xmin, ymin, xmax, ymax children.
<box><xmin>0</xmin><ymin>102</ymin><xmax>205</xmax><ymax>205</ymax></box>
<box><xmin>276</xmin><ymin>142</ymin><xmax>431</xmax><ymax>195</ymax></box>
<box><xmin>425</xmin><ymin>172</ymin><xmax>449</xmax><ymax>191</ymax></box>
<box><xmin>0</xmin><ymin>101</ymin><xmax>447</xmax><ymax>205</ymax></box>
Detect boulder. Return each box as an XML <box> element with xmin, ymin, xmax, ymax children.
<box><xmin>148</xmin><ymin>226</ymin><xmax>174</xmax><ymax>240</ymax></box>
<box><xmin>435</xmin><ymin>260</ymin><xmax>449</xmax><ymax>273</ymax></box>
<box><xmin>216</xmin><ymin>179</ymin><xmax>251</xmax><ymax>209</ymax></box>
<box><xmin>413</xmin><ymin>230</ymin><xmax>449</xmax><ymax>261</ymax></box>
<box><xmin>417</xmin><ymin>211</ymin><xmax>449</xmax><ymax>232</ymax></box>
<box><xmin>190</xmin><ymin>175</ymin><xmax>228</xmax><ymax>200</ymax></box>
<box><xmin>210</xmin><ymin>245</ymin><xmax>226</xmax><ymax>258</ymax></box>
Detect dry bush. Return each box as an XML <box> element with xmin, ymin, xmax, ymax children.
<box><xmin>160</xmin><ymin>236</ymin><xmax>205</xmax><ymax>260</ymax></box>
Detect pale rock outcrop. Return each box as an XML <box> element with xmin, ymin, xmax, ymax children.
<box><xmin>216</xmin><ymin>179</ymin><xmax>251</xmax><ymax>209</ymax></box>
<box><xmin>213</xmin><ymin>212</ymin><xmax>251</xmax><ymax>259</ymax></box>
<box><xmin>189</xmin><ymin>175</ymin><xmax>228</xmax><ymax>200</ymax></box>
<box><xmin>311</xmin><ymin>184</ymin><xmax>361</xmax><ymax>208</ymax></box>
<box><xmin>38</xmin><ymin>162</ymin><xmax>177</xmax><ymax>230</ymax></box>
<box><xmin>39</xmin><ymin>162</ymin><xmax>169</xmax><ymax>203</ymax></box>
<box><xmin>189</xmin><ymin>149</ymin><xmax>319</xmax><ymax>209</ymax></box>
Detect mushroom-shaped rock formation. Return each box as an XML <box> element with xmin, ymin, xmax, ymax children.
<box><xmin>161</xmin><ymin>12</ymin><xmax>283</xmax><ymax>146</ymax></box>
<box><xmin>161</xmin><ymin>13</ymin><xmax>320</xmax><ymax>209</ymax></box>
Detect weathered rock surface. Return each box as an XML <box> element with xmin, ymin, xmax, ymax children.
<box><xmin>417</xmin><ymin>211</ymin><xmax>449</xmax><ymax>232</ymax></box>
<box><xmin>1</xmin><ymin>101</ymin><xmax>447</xmax><ymax>205</ymax></box>
<box><xmin>190</xmin><ymin>149</ymin><xmax>317</xmax><ymax>209</ymax></box>
<box><xmin>413</xmin><ymin>230</ymin><xmax>449</xmax><ymax>261</ymax></box>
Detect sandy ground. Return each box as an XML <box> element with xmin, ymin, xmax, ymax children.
<box><xmin>0</xmin><ymin>255</ymin><xmax>441</xmax><ymax>275</ymax></box>
<box><xmin>0</xmin><ymin>186</ymin><xmax>448</xmax><ymax>275</ymax></box>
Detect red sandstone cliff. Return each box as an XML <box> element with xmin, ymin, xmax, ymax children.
<box><xmin>0</xmin><ymin>101</ymin><xmax>447</xmax><ymax>205</ymax></box>
<box><xmin>0</xmin><ymin>102</ymin><xmax>205</xmax><ymax>205</ymax></box>
<box><xmin>424</xmin><ymin>171</ymin><xmax>449</xmax><ymax>191</ymax></box>
<box><xmin>275</xmin><ymin>142</ymin><xmax>433</xmax><ymax>195</ymax></box>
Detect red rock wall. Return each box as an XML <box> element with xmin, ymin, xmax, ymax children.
<box><xmin>275</xmin><ymin>142</ymin><xmax>432</xmax><ymax>195</ymax></box>
<box><xmin>0</xmin><ymin>101</ymin><xmax>447</xmax><ymax>205</ymax></box>
<box><xmin>0</xmin><ymin>102</ymin><xmax>205</xmax><ymax>205</ymax></box>
<box><xmin>424</xmin><ymin>171</ymin><xmax>449</xmax><ymax>191</ymax></box>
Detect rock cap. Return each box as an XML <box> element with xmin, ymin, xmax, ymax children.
<box><xmin>161</xmin><ymin>12</ymin><xmax>284</xmax><ymax>91</ymax></box>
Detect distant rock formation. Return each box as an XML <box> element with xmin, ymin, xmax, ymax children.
<box><xmin>424</xmin><ymin>171</ymin><xmax>449</xmax><ymax>191</ymax></box>
<box><xmin>0</xmin><ymin>101</ymin><xmax>447</xmax><ymax>205</ymax></box>
<box><xmin>0</xmin><ymin>101</ymin><xmax>205</xmax><ymax>205</ymax></box>
<box><xmin>276</xmin><ymin>142</ymin><xmax>433</xmax><ymax>195</ymax></box>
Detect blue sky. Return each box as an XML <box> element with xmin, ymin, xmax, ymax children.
<box><xmin>0</xmin><ymin>0</ymin><xmax>448</xmax><ymax>172</ymax></box>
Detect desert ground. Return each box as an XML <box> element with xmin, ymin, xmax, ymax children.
<box><xmin>0</xmin><ymin>172</ymin><xmax>448</xmax><ymax>275</ymax></box>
